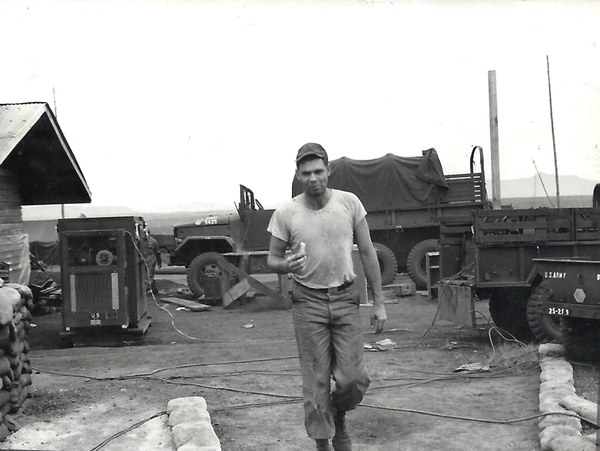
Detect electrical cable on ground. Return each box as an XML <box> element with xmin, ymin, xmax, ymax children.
<box><xmin>359</xmin><ymin>403</ymin><xmax>599</xmax><ymax>429</ymax></box>
<box><xmin>88</xmin><ymin>410</ymin><xmax>167</xmax><ymax>451</ymax></box>
<box><xmin>31</xmin><ymin>355</ymin><xmax>299</xmax><ymax>381</ymax></box>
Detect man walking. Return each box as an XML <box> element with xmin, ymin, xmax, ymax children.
<box><xmin>267</xmin><ymin>143</ymin><xmax>387</xmax><ymax>451</ymax></box>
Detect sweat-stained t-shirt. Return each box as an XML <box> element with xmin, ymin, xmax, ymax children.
<box><xmin>267</xmin><ymin>189</ymin><xmax>367</xmax><ymax>289</ymax></box>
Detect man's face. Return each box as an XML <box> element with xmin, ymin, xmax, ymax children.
<box><xmin>296</xmin><ymin>158</ymin><xmax>330</xmax><ymax>197</ymax></box>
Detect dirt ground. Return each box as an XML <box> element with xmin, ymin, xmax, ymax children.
<box><xmin>0</xmin><ymin>271</ymin><xmax>585</xmax><ymax>451</ymax></box>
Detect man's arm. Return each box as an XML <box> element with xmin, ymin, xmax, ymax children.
<box><xmin>267</xmin><ymin>235</ymin><xmax>306</xmax><ymax>274</ymax></box>
<box><xmin>354</xmin><ymin>218</ymin><xmax>387</xmax><ymax>333</ymax></box>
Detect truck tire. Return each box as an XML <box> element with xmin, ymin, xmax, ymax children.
<box><xmin>373</xmin><ymin>243</ymin><xmax>398</xmax><ymax>286</ymax></box>
<box><xmin>561</xmin><ymin>317</ymin><xmax>600</xmax><ymax>363</ymax></box>
<box><xmin>526</xmin><ymin>283</ymin><xmax>562</xmax><ymax>342</ymax></box>
<box><xmin>406</xmin><ymin>239</ymin><xmax>439</xmax><ymax>289</ymax></box>
<box><xmin>187</xmin><ymin>252</ymin><xmax>223</xmax><ymax>299</ymax></box>
<box><xmin>488</xmin><ymin>288</ymin><xmax>534</xmax><ymax>342</ymax></box>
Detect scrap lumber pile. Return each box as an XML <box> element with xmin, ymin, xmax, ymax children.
<box><xmin>0</xmin><ymin>279</ymin><xmax>34</xmax><ymax>441</ymax></box>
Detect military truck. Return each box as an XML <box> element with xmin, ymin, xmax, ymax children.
<box><xmin>528</xmin><ymin>257</ymin><xmax>600</xmax><ymax>361</ymax></box>
<box><xmin>169</xmin><ymin>147</ymin><xmax>490</xmax><ymax>297</ymax></box>
<box><xmin>437</xmin><ymin>183</ymin><xmax>600</xmax><ymax>342</ymax></box>
<box><xmin>168</xmin><ymin>185</ymin><xmax>273</xmax><ymax>298</ymax></box>
<box><xmin>292</xmin><ymin>146</ymin><xmax>490</xmax><ymax>289</ymax></box>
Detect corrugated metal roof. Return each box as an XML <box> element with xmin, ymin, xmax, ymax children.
<box><xmin>0</xmin><ymin>102</ymin><xmax>91</xmax><ymax>205</ymax></box>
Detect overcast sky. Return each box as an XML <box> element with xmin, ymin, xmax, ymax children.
<box><xmin>1</xmin><ymin>0</ymin><xmax>599</xmax><ymax>213</ymax></box>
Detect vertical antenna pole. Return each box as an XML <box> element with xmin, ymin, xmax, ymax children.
<box><xmin>547</xmin><ymin>55</ymin><xmax>560</xmax><ymax>208</ymax></box>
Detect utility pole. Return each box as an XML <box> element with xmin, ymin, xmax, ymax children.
<box><xmin>54</xmin><ymin>85</ymin><xmax>65</xmax><ymax>219</ymax></box>
<box><xmin>488</xmin><ymin>70</ymin><xmax>501</xmax><ymax>210</ymax></box>
<box><xmin>546</xmin><ymin>55</ymin><xmax>560</xmax><ymax>208</ymax></box>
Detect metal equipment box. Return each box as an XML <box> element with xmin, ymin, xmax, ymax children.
<box><xmin>58</xmin><ymin>216</ymin><xmax>150</xmax><ymax>335</ymax></box>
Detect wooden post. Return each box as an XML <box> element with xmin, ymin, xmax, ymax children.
<box><xmin>488</xmin><ymin>70</ymin><xmax>501</xmax><ymax>210</ymax></box>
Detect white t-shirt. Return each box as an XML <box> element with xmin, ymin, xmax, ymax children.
<box><xmin>267</xmin><ymin>189</ymin><xmax>367</xmax><ymax>289</ymax></box>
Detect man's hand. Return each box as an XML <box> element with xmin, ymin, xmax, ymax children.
<box><xmin>285</xmin><ymin>247</ymin><xmax>306</xmax><ymax>274</ymax></box>
<box><xmin>370</xmin><ymin>303</ymin><xmax>387</xmax><ymax>334</ymax></box>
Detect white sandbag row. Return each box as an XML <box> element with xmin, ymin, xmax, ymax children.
<box><xmin>167</xmin><ymin>396</ymin><xmax>221</xmax><ymax>451</ymax></box>
<box><xmin>0</xmin><ymin>280</ymin><xmax>34</xmax><ymax>442</ymax></box>
<box><xmin>538</xmin><ymin>343</ymin><xmax>597</xmax><ymax>451</ymax></box>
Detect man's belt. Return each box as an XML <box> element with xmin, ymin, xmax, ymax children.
<box><xmin>299</xmin><ymin>280</ymin><xmax>355</xmax><ymax>294</ymax></box>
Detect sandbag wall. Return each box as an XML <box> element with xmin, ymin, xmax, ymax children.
<box><xmin>0</xmin><ymin>280</ymin><xmax>34</xmax><ymax>441</ymax></box>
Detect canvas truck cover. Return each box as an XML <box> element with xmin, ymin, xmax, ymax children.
<box><xmin>291</xmin><ymin>148</ymin><xmax>449</xmax><ymax>212</ymax></box>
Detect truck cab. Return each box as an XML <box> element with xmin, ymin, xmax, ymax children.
<box><xmin>169</xmin><ymin>185</ymin><xmax>274</xmax><ymax>298</ymax></box>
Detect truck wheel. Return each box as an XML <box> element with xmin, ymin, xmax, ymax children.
<box><xmin>187</xmin><ymin>252</ymin><xmax>223</xmax><ymax>299</ymax></box>
<box><xmin>406</xmin><ymin>239</ymin><xmax>439</xmax><ymax>289</ymax></box>
<box><xmin>488</xmin><ymin>288</ymin><xmax>534</xmax><ymax>342</ymax></box>
<box><xmin>562</xmin><ymin>317</ymin><xmax>600</xmax><ymax>363</ymax></box>
<box><xmin>526</xmin><ymin>283</ymin><xmax>562</xmax><ymax>342</ymax></box>
<box><xmin>373</xmin><ymin>243</ymin><xmax>398</xmax><ymax>286</ymax></box>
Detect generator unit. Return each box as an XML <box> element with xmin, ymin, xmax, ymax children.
<box><xmin>58</xmin><ymin>216</ymin><xmax>150</xmax><ymax>337</ymax></box>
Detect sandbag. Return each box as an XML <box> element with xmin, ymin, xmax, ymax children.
<box><xmin>19</xmin><ymin>306</ymin><xmax>31</xmax><ymax>321</ymax></box>
<box><xmin>0</xmin><ymin>288</ymin><xmax>21</xmax><ymax>314</ymax></box>
<box><xmin>0</xmin><ymin>358</ymin><xmax>10</xmax><ymax>377</ymax></box>
<box><xmin>1</xmin><ymin>377</ymin><xmax>11</xmax><ymax>391</ymax></box>
<box><xmin>12</xmin><ymin>362</ymin><xmax>22</xmax><ymax>380</ymax></box>
<box><xmin>18</xmin><ymin>374</ymin><xmax>31</xmax><ymax>388</ymax></box>
<box><xmin>21</xmin><ymin>362</ymin><xmax>31</xmax><ymax>375</ymax></box>
<box><xmin>6</xmin><ymin>340</ymin><xmax>24</xmax><ymax>358</ymax></box>
<box><xmin>6</xmin><ymin>356</ymin><xmax>18</xmax><ymax>368</ymax></box>
<box><xmin>12</xmin><ymin>312</ymin><xmax>22</xmax><ymax>325</ymax></box>
<box><xmin>560</xmin><ymin>394</ymin><xmax>598</xmax><ymax>424</ymax></box>
<box><xmin>9</xmin><ymin>387</ymin><xmax>18</xmax><ymax>404</ymax></box>
<box><xmin>3</xmin><ymin>413</ymin><xmax>20</xmax><ymax>432</ymax></box>
<box><xmin>0</xmin><ymin>327</ymin><xmax>10</xmax><ymax>350</ymax></box>
<box><xmin>0</xmin><ymin>401</ymin><xmax>10</xmax><ymax>417</ymax></box>
<box><xmin>539</xmin><ymin>424</ymin><xmax>581</xmax><ymax>450</ymax></box>
<box><xmin>3</xmin><ymin>284</ymin><xmax>32</xmax><ymax>301</ymax></box>
<box><xmin>0</xmin><ymin>423</ymin><xmax>9</xmax><ymax>441</ymax></box>
<box><xmin>0</xmin><ymin>299</ymin><xmax>12</xmax><ymax>327</ymax></box>
<box><xmin>0</xmin><ymin>390</ymin><xmax>10</xmax><ymax>407</ymax></box>
<box><xmin>550</xmin><ymin>435</ymin><xmax>596</xmax><ymax>451</ymax></box>
<box><xmin>539</xmin><ymin>413</ymin><xmax>581</xmax><ymax>431</ymax></box>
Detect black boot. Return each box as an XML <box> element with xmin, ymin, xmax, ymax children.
<box><xmin>332</xmin><ymin>409</ymin><xmax>352</xmax><ymax>451</ymax></box>
<box><xmin>316</xmin><ymin>439</ymin><xmax>330</xmax><ymax>451</ymax></box>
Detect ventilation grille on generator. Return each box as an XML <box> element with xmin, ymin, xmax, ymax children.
<box><xmin>70</xmin><ymin>273</ymin><xmax>119</xmax><ymax>312</ymax></box>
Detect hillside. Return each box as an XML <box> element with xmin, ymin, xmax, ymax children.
<box><xmin>488</xmin><ymin>173</ymin><xmax>597</xmax><ymax>199</ymax></box>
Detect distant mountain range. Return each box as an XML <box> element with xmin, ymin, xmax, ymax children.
<box><xmin>487</xmin><ymin>173</ymin><xmax>597</xmax><ymax>199</ymax></box>
<box><xmin>22</xmin><ymin>173</ymin><xmax>597</xmax><ymax>230</ymax></box>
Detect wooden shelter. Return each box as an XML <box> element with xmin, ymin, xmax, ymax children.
<box><xmin>0</xmin><ymin>102</ymin><xmax>91</xmax><ymax>283</ymax></box>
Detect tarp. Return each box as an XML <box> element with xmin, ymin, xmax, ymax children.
<box><xmin>291</xmin><ymin>148</ymin><xmax>449</xmax><ymax>212</ymax></box>
<box><xmin>0</xmin><ymin>226</ymin><xmax>30</xmax><ymax>285</ymax></box>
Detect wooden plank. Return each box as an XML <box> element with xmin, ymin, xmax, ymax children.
<box><xmin>440</xmin><ymin>226</ymin><xmax>472</xmax><ymax>234</ymax></box>
<box><xmin>216</xmin><ymin>255</ymin><xmax>291</xmax><ymax>308</ymax></box>
<box><xmin>160</xmin><ymin>297</ymin><xmax>212</xmax><ymax>312</ymax></box>
<box><xmin>576</xmin><ymin>232</ymin><xmax>600</xmax><ymax>241</ymax></box>
<box><xmin>479</xmin><ymin>234</ymin><xmax>548</xmax><ymax>243</ymax></box>
<box><xmin>477</xmin><ymin>220</ymin><xmax>548</xmax><ymax>231</ymax></box>
<box><xmin>223</xmin><ymin>278</ymin><xmax>251</xmax><ymax>308</ymax></box>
